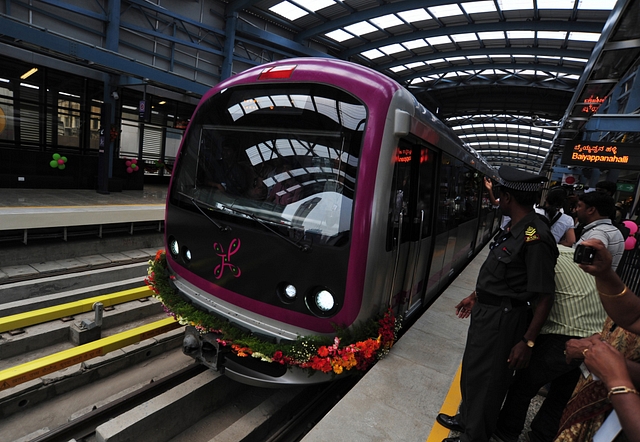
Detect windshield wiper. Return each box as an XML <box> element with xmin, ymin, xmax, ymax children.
<box><xmin>216</xmin><ymin>202</ymin><xmax>311</xmax><ymax>253</ymax></box>
<box><xmin>179</xmin><ymin>192</ymin><xmax>231</xmax><ymax>233</ymax></box>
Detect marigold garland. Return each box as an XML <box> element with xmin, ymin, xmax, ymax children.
<box><xmin>145</xmin><ymin>250</ymin><xmax>401</xmax><ymax>375</ymax></box>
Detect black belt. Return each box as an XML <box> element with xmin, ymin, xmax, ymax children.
<box><xmin>476</xmin><ymin>291</ymin><xmax>528</xmax><ymax>308</ymax></box>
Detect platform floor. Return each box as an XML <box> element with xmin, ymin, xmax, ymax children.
<box><xmin>302</xmin><ymin>246</ymin><xmax>488</xmax><ymax>442</ymax></box>
<box><xmin>0</xmin><ymin>184</ymin><xmax>168</xmax><ymax>208</ymax></box>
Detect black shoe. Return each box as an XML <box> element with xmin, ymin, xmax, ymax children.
<box><xmin>436</xmin><ymin>413</ymin><xmax>464</xmax><ymax>432</ymax></box>
<box><xmin>442</xmin><ymin>438</ymin><xmax>461</xmax><ymax>442</ymax></box>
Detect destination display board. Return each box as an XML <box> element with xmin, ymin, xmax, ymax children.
<box><xmin>561</xmin><ymin>141</ymin><xmax>640</xmax><ymax>170</ymax></box>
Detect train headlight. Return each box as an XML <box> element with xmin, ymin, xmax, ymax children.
<box><xmin>169</xmin><ymin>237</ymin><xmax>180</xmax><ymax>258</ymax></box>
<box><xmin>315</xmin><ymin>290</ymin><xmax>335</xmax><ymax>311</ymax></box>
<box><xmin>183</xmin><ymin>247</ymin><xmax>192</xmax><ymax>262</ymax></box>
<box><xmin>277</xmin><ymin>282</ymin><xmax>297</xmax><ymax>304</ymax></box>
<box><xmin>305</xmin><ymin>288</ymin><xmax>338</xmax><ymax>317</ymax></box>
<box><xmin>284</xmin><ymin>284</ymin><xmax>297</xmax><ymax>299</ymax></box>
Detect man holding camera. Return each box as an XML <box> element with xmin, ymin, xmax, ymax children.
<box><xmin>575</xmin><ymin>191</ymin><xmax>624</xmax><ymax>270</ymax></box>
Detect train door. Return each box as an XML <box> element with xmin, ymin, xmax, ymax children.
<box><xmin>387</xmin><ymin>138</ymin><xmax>437</xmax><ymax>318</ymax></box>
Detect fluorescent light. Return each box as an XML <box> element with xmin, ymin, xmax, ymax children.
<box><xmin>20</xmin><ymin>68</ymin><xmax>38</xmax><ymax>80</ymax></box>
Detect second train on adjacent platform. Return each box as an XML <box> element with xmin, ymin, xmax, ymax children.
<box><xmin>163</xmin><ymin>58</ymin><xmax>499</xmax><ymax>386</ymax></box>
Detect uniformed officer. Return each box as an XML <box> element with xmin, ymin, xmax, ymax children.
<box><xmin>437</xmin><ymin>166</ymin><xmax>559</xmax><ymax>442</ymax></box>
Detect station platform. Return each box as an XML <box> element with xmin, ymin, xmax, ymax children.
<box><xmin>0</xmin><ymin>184</ymin><xmax>168</xmax><ymax>270</ymax></box>
<box><xmin>302</xmin><ymin>246</ymin><xmax>488</xmax><ymax>442</ymax></box>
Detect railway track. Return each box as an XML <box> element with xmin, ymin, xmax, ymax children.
<box><xmin>0</xmin><ymin>253</ymin><xmax>356</xmax><ymax>442</ymax></box>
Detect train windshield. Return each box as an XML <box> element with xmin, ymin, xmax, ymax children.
<box><xmin>170</xmin><ymin>83</ymin><xmax>366</xmax><ymax>245</ymax></box>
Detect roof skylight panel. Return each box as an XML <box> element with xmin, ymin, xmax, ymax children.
<box><xmin>426</xmin><ymin>36</ymin><xmax>452</xmax><ymax>46</ymax></box>
<box><xmin>568</xmin><ymin>32</ymin><xmax>600</xmax><ymax>42</ymax></box>
<box><xmin>390</xmin><ymin>66</ymin><xmax>407</xmax><ymax>73</ymax></box>
<box><xmin>578</xmin><ymin>0</ymin><xmax>617</xmax><ymax>9</ymax></box>
<box><xmin>538</xmin><ymin>31</ymin><xmax>568</xmax><ymax>40</ymax></box>
<box><xmin>294</xmin><ymin>0</ymin><xmax>335</xmax><ymax>11</ymax></box>
<box><xmin>406</xmin><ymin>61</ymin><xmax>427</xmax><ymax>69</ymax></box>
<box><xmin>269</xmin><ymin>1</ymin><xmax>307</xmax><ymax>21</ymax></box>
<box><xmin>563</xmin><ymin>57</ymin><xmax>588</xmax><ymax>63</ymax></box>
<box><xmin>478</xmin><ymin>31</ymin><xmax>505</xmax><ymax>40</ymax></box>
<box><xmin>345</xmin><ymin>21</ymin><xmax>378</xmax><ymax>37</ymax></box>
<box><xmin>403</xmin><ymin>39</ymin><xmax>429</xmax><ymax>50</ymax></box>
<box><xmin>507</xmin><ymin>30</ymin><xmax>535</xmax><ymax>39</ymax></box>
<box><xmin>498</xmin><ymin>0</ymin><xmax>534</xmax><ymax>11</ymax></box>
<box><xmin>325</xmin><ymin>29</ymin><xmax>353</xmax><ymax>42</ymax></box>
<box><xmin>428</xmin><ymin>4</ymin><xmax>464</xmax><ymax>18</ymax></box>
<box><xmin>536</xmin><ymin>0</ymin><xmax>575</xmax><ymax>9</ymax></box>
<box><xmin>371</xmin><ymin>14</ymin><xmax>404</xmax><ymax>29</ymax></box>
<box><xmin>461</xmin><ymin>1</ymin><xmax>498</xmax><ymax>14</ymax></box>
<box><xmin>397</xmin><ymin>8</ymin><xmax>432</xmax><ymax>23</ymax></box>
<box><xmin>451</xmin><ymin>33</ymin><xmax>479</xmax><ymax>43</ymax></box>
<box><xmin>361</xmin><ymin>49</ymin><xmax>385</xmax><ymax>59</ymax></box>
<box><xmin>380</xmin><ymin>43</ymin><xmax>406</xmax><ymax>55</ymax></box>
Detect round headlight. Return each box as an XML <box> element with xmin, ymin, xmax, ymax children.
<box><xmin>183</xmin><ymin>247</ymin><xmax>192</xmax><ymax>262</ymax></box>
<box><xmin>284</xmin><ymin>284</ymin><xmax>297</xmax><ymax>299</ymax></box>
<box><xmin>169</xmin><ymin>238</ymin><xmax>179</xmax><ymax>257</ymax></box>
<box><xmin>315</xmin><ymin>290</ymin><xmax>335</xmax><ymax>312</ymax></box>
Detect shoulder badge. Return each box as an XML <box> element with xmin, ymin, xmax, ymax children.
<box><xmin>524</xmin><ymin>226</ymin><xmax>540</xmax><ymax>243</ymax></box>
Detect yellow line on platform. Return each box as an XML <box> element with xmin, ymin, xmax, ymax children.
<box><xmin>426</xmin><ymin>363</ymin><xmax>462</xmax><ymax>442</ymax></box>
<box><xmin>0</xmin><ymin>286</ymin><xmax>153</xmax><ymax>333</ymax></box>
<box><xmin>0</xmin><ymin>317</ymin><xmax>181</xmax><ymax>392</ymax></box>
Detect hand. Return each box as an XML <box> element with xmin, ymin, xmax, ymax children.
<box><xmin>577</xmin><ymin>239</ymin><xmax>613</xmax><ymax>277</ymax></box>
<box><xmin>508</xmin><ymin>341</ymin><xmax>532</xmax><ymax>370</ymax></box>
<box><xmin>483</xmin><ymin>177</ymin><xmax>493</xmax><ymax>191</ymax></box>
<box><xmin>583</xmin><ymin>339</ymin><xmax>632</xmax><ymax>389</ymax></box>
<box><xmin>455</xmin><ymin>292</ymin><xmax>476</xmax><ymax>319</ymax></box>
<box><xmin>565</xmin><ymin>335</ymin><xmax>600</xmax><ymax>364</ymax></box>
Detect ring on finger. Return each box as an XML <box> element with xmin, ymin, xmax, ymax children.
<box><xmin>582</xmin><ymin>348</ymin><xmax>589</xmax><ymax>357</ymax></box>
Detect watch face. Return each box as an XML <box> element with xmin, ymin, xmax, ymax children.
<box><xmin>527</xmin><ymin>340</ymin><xmax>534</xmax><ymax>347</ymax></box>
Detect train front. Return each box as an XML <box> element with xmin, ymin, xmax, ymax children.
<box><xmin>158</xmin><ymin>64</ymin><xmax>382</xmax><ymax>386</ymax></box>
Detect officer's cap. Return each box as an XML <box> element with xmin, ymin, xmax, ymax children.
<box><xmin>498</xmin><ymin>166</ymin><xmax>546</xmax><ymax>192</ymax></box>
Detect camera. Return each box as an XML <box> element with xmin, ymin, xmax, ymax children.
<box><xmin>574</xmin><ymin>244</ymin><xmax>596</xmax><ymax>264</ymax></box>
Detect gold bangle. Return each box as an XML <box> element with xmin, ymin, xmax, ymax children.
<box><xmin>599</xmin><ymin>286</ymin><xmax>628</xmax><ymax>298</ymax></box>
<box><xmin>608</xmin><ymin>386</ymin><xmax>639</xmax><ymax>400</ymax></box>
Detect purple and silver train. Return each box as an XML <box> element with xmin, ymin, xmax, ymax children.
<box><xmin>164</xmin><ymin>58</ymin><xmax>498</xmax><ymax>386</ymax></box>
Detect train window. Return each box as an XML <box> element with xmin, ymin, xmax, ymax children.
<box><xmin>436</xmin><ymin>156</ymin><xmax>481</xmax><ymax>231</ymax></box>
<box><xmin>170</xmin><ymin>83</ymin><xmax>366</xmax><ymax>246</ymax></box>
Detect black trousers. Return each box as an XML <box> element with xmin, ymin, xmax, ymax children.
<box><xmin>495</xmin><ymin>334</ymin><xmax>581</xmax><ymax>442</ymax></box>
<box><xmin>459</xmin><ymin>299</ymin><xmax>529</xmax><ymax>442</ymax></box>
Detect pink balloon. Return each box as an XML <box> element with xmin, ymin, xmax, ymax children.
<box><xmin>125</xmin><ymin>160</ymin><xmax>132</xmax><ymax>167</ymax></box>
<box><xmin>126</xmin><ymin>167</ymin><xmax>133</xmax><ymax>174</ymax></box>
<box><xmin>625</xmin><ymin>236</ymin><xmax>636</xmax><ymax>251</ymax></box>
<box><xmin>623</xmin><ymin>220</ymin><xmax>638</xmax><ymax>235</ymax></box>
<box><xmin>57</xmin><ymin>159</ymin><xmax>64</xmax><ymax>165</ymax></box>
<box><xmin>132</xmin><ymin>158</ymin><xmax>137</xmax><ymax>164</ymax></box>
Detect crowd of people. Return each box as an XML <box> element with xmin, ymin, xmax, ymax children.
<box><xmin>436</xmin><ymin>168</ymin><xmax>640</xmax><ymax>442</ymax></box>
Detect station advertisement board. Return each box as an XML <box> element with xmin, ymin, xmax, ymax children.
<box><xmin>561</xmin><ymin>141</ymin><xmax>640</xmax><ymax>170</ymax></box>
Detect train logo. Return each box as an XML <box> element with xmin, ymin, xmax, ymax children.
<box><xmin>213</xmin><ymin>238</ymin><xmax>242</xmax><ymax>279</ymax></box>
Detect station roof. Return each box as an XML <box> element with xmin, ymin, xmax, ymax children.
<box><xmin>229</xmin><ymin>0</ymin><xmax>633</xmax><ymax>173</ymax></box>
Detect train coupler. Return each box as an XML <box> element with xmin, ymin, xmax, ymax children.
<box><xmin>182</xmin><ymin>325</ymin><xmax>229</xmax><ymax>372</ymax></box>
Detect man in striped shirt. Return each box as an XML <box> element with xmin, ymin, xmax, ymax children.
<box><xmin>493</xmin><ymin>245</ymin><xmax>607</xmax><ymax>442</ymax></box>
<box><xmin>574</xmin><ymin>191</ymin><xmax>625</xmax><ymax>271</ymax></box>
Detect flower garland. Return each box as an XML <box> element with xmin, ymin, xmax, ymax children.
<box><xmin>145</xmin><ymin>250</ymin><xmax>401</xmax><ymax>375</ymax></box>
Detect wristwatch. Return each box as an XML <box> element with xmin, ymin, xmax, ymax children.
<box><xmin>522</xmin><ymin>337</ymin><xmax>535</xmax><ymax>348</ymax></box>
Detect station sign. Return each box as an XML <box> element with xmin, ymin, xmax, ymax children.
<box><xmin>561</xmin><ymin>141</ymin><xmax>640</xmax><ymax>170</ymax></box>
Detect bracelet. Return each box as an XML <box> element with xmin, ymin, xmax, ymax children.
<box><xmin>599</xmin><ymin>286</ymin><xmax>628</xmax><ymax>298</ymax></box>
<box><xmin>608</xmin><ymin>386</ymin><xmax>639</xmax><ymax>400</ymax></box>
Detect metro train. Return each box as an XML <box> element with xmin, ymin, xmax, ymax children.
<box><xmin>154</xmin><ymin>58</ymin><xmax>499</xmax><ymax>386</ymax></box>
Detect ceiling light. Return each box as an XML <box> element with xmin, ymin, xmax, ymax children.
<box><xmin>20</xmin><ymin>68</ymin><xmax>38</xmax><ymax>80</ymax></box>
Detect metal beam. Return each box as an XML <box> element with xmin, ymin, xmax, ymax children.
<box><xmin>0</xmin><ymin>16</ymin><xmax>211</xmax><ymax>96</ymax></box>
<box><xmin>583</xmin><ymin>114</ymin><xmax>640</xmax><ymax>132</ymax></box>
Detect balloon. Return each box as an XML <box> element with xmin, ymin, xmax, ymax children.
<box><xmin>58</xmin><ymin>159</ymin><xmax>65</xmax><ymax>165</ymax></box>
<box><xmin>623</xmin><ymin>220</ymin><xmax>638</xmax><ymax>235</ymax></box>
<box><xmin>125</xmin><ymin>160</ymin><xmax>132</xmax><ymax>167</ymax></box>
<box><xmin>61</xmin><ymin>156</ymin><xmax>67</xmax><ymax>163</ymax></box>
<box><xmin>625</xmin><ymin>236</ymin><xmax>636</xmax><ymax>251</ymax></box>
<box><xmin>132</xmin><ymin>164</ymin><xmax>138</xmax><ymax>170</ymax></box>
<box><xmin>58</xmin><ymin>164</ymin><xmax>66</xmax><ymax>170</ymax></box>
<box><xmin>53</xmin><ymin>153</ymin><xmax>61</xmax><ymax>160</ymax></box>
<box><xmin>50</xmin><ymin>160</ymin><xmax>58</xmax><ymax>168</ymax></box>
<box><xmin>131</xmin><ymin>158</ymin><xmax>137</xmax><ymax>164</ymax></box>
<box><xmin>127</xmin><ymin>167</ymin><xmax>133</xmax><ymax>174</ymax></box>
